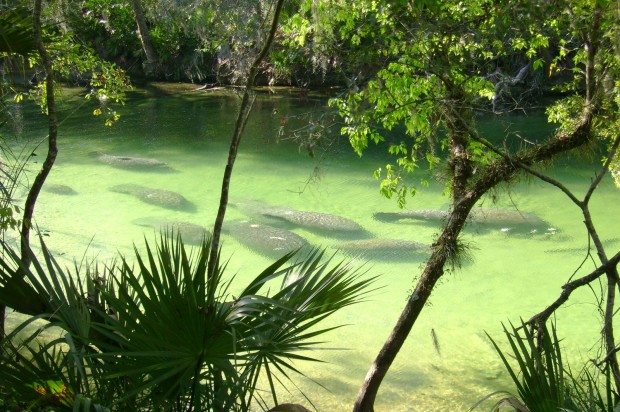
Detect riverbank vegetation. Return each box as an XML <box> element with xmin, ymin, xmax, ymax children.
<box><xmin>0</xmin><ymin>0</ymin><xmax>619</xmax><ymax>411</ymax></box>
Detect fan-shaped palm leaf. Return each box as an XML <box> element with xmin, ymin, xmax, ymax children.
<box><xmin>0</xmin><ymin>232</ymin><xmax>376</xmax><ymax>411</ymax></box>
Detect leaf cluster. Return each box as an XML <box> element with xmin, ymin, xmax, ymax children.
<box><xmin>328</xmin><ymin>0</ymin><xmax>511</xmax><ymax>205</ymax></box>
<box><xmin>49</xmin><ymin>0</ymin><xmax>141</xmax><ymax>63</ymax></box>
<box><xmin>320</xmin><ymin>0</ymin><xmax>620</xmax><ymax>206</ymax></box>
<box><xmin>24</xmin><ymin>29</ymin><xmax>130</xmax><ymax>126</ymax></box>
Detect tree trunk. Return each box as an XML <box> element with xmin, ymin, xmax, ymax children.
<box><xmin>353</xmin><ymin>97</ymin><xmax>597</xmax><ymax>411</ymax></box>
<box><xmin>353</xmin><ymin>198</ymin><xmax>476</xmax><ymax>411</ymax></box>
<box><xmin>1</xmin><ymin>0</ymin><xmax>59</xmax><ymax>340</ymax></box>
<box><xmin>604</xmin><ymin>273</ymin><xmax>620</xmax><ymax>390</ymax></box>
<box><xmin>207</xmin><ymin>0</ymin><xmax>285</xmax><ymax>277</ymax></box>
<box><xmin>130</xmin><ymin>0</ymin><xmax>159</xmax><ymax>77</ymax></box>
<box><xmin>22</xmin><ymin>0</ymin><xmax>58</xmax><ymax>263</ymax></box>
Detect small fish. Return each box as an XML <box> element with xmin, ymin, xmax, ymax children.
<box><xmin>431</xmin><ymin>328</ymin><xmax>441</xmax><ymax>357</ymax></box>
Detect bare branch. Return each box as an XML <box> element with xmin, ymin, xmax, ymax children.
<box><xmin>584</xmin><ymin>136</ymin><xmax>620</xmax><ymax>205</ymax></box>
<box><xmin>526</xmin><ymin>250</ymin><xmax>620</xmax><ymax>326</ymax></box>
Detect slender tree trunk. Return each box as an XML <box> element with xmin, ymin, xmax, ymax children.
<box><xmin>582</xmin><ymin>196</ymin><xmax>620</xmax><ymax>391</ymax></box>
<box><xmin>207</xmin><ymin>0</ymin><xmax>285</xmax><ymax>277</ymax></box>
<box><xmin>353</xmin><ymin>198</ymin><xmax>477</xmax><ymax>411</ymax></box>
<box><xmin>584</xmin><ymin>197</ymin><xmax>620</xmax><ymax>390</ymax></box>
<box><xmin>0</xmin><ymin>0</ymin><xmax>58</xmax><ymax>340</ymax></box>
<box><xmin>353</xmin><ymin>97</ymin><xmax>597</xmax><ymax>412</ymax></box>
<box><xmin>23</xmin><ymin>0</ymin><xmax>58</xmax><ymax>263</ymax></box>
<box><xmin>130</xmin><ymin>0</ymin><xmax>159</xmax><ymax>76</ymax></box>
<box><xmin>604</xmin><ymin>274</ymin><xmax>620</xmax><ymax>390</ymax></box>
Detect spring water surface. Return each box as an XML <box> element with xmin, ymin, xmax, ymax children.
<box><xmin>5</xmin><ymin>83</ymin><xmax>620</xmax><ymax>411</ymax></box>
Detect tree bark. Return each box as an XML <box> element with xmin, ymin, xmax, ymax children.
<box><xmin>130</xmin><ymin>0</ymin><xmax>159</xmax><ymax>76</ymax></box>
<box><xmin>207</xmin><ymin>0</ymin><xmax>285</xmax><ymax>277</ymax></box>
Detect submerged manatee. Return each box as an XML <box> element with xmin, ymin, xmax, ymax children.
<box><xmin>335</xmin><ymin>238</ymin><xmax>430</xmax><ymax>261</ymax></box>
<box><xmin>224</xmin><ymin>220</ymin><xmax>308</xmax><ymax>258</ymax></box>
<box><xmin>232</xmin><ymin>200</ymin><xmax>291</xmax><ymax>218</ymax></box>
<box><xmin>545</xmin><ymin>237</ymin><xmax>619</xmax><ymax>254</ymax></box>
<box><xmin>374</xmin><ymin>210</ymin><xmax>448</xmax><ymax>223</ymax></box>
<box><xmin>133</xmin><ymin>217</ymin><xmax>210</xmax><ymax>245</ymax></box>
<box><xmin>110</xmin><ymin>184</ymin><xmax>194</xmax><ymax>211</ymax></box>
<box><xmin>469</xmin><ymin>209</ymin><xmax>550</xmax><ymax>229</ymax></box>
<box><xmin>374</xmin><ymin>208</ymin><xmax>555</xmax><ymax>235</ymax></box>
<box><xmin>233</xmin><ymin>199</ymin><xmax>367</xmax><ymax>238</ymax></box>
<box><xmin>92</xmin><ymin>152</ymin><xmax>173</xmax><ymax>172</ymax></box>
<box><xmin>44</xmin><ymin>184</ymin><xmax>77</xmax><ymax>195</ymax></box>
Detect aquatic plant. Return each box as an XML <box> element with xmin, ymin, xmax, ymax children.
<box><xmin>0</xmin><ymin>234</ymin><xmax>376</xmax><ymax>411</ymax></box>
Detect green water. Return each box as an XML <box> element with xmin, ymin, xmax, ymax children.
<box><xmin>5</xmin><ymin>84</ymin><xmax>620</xmax><ymax>411</ymax></box>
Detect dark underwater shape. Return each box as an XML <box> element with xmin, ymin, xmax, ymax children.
<box><xmin>232</xmin><ymin>199</ymin><xmax>368</xmax><ymax>238</ymax></box>
<box><xmin>43</xmin><ymin>183</ymin><xmax>77</xmax><ymax>195</ymax></box>
<box><xmin>224</xmin><ymin>220</ymin><xmax>309</xmax><ymax>258</ymax></box>
<box><xmin>133</xmin><ymin>217</ymin><xmax>210</xmax><ymax>245</ymax></box>
<box><xmin>374</xmin><ymin>208</ymin><xmax>556</xmax><ymax>235</ymax></box>
<box><xmin>110</xmin><ymin>183</ymin><xmax>195</xmax><ymax>211</ymax></box>
<box><xmin>545</xmin><ymin>237</ymin><xmax>620</xmax><ymax>254</ymax></box>
<box><xmin>335</xmin><ymin>238</ymin><xmax>430</xmax><ymax>261</ymax></box>
<box><xmin>92</xmin><ymin>152</ymin><xmax>174</xmax><ymax>172</ymax></box>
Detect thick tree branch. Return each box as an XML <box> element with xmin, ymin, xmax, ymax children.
<box><xmin>22</xmin><ymin>0</ymin><xmax>58</xmax><ymax>264</ymax></box>
<box><xmin>130</xmin><ymin>0</ymin><xmax>159</xmax><ymax>76</ymax></box>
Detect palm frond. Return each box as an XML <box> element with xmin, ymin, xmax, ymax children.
<box><xmin>0</xmin><ymin>5</ymin><xmax>35</xmax><ymax>56</ymax></box>
<box><xmin>0</xmin><ymin>232</ymin><xmax>376</xmax><ymax>411</ymax></box>
<box><xmin>0</xmin><ymin>236</ymin><xmax>92</xmax><ymax>342</ymax></box>
<box><xmin>478</xmin><ymin>321</ymin><xmax>619</xmax><ymax>412</ymax></box>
